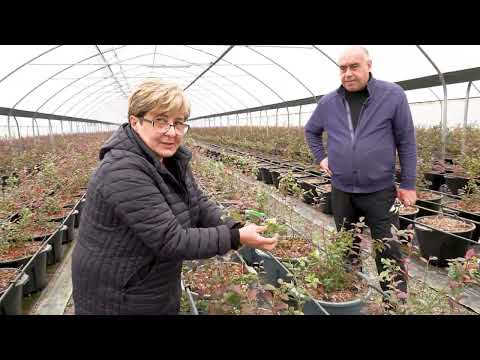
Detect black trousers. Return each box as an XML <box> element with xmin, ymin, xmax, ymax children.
<box><xmin>331</xmin><ymin>186</ymin><xmax>407</xmax><ymax>294</ymax></box>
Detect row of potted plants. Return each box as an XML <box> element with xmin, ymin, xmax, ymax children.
<box><xmin>0</xmin><ymin>132</ymin><xmax>110</xmax><ymax>315</ymax></box>
<box><xmin>190</xmin><ymin>143</ymin><xmax>480</xmax><ymax>314</ymax></box>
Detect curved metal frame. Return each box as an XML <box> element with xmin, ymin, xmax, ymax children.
<box><xmin>246</xmin><ymin>46</ymin><xmax>317</xmax><ymax>101</ymax></box>
<box><xmin>311</xmin><ymin>45</ymin><xmax>339</xmax><ymax>67</ymax></box>
<box><xmin>185</xmin><ymin>45</ymin><xmax>284</xmax><ymax>102</ymax></box>
<box><xmin>7</xmin><ymin>46</ymin><xmax>128</xmax><ymax>138</ymax></box>
<box><xmin>417</xmin><ymin>45</ymin><xmax>448</xmax><ymax>160</ymax></box>
<box><xmin>462</xmin><ymin>81</ymin><xmax>472</xmax><ymax>154</ymax></box>
<box><xmin>41</xmin><ymin>53</ymin><xmax>230</xmax><ymax>121</ymax></box>
<box><xmin>71</xmin><ymin>76</ymin><xmax>217</xmax><ymax>120</ymax></box>
<box><xmin>0</xmin><ymin>45</ymin><xmax>63</xmax><ymax>138</ymax></box>
<box><xmin>5</xmin><ymin>47</ymin><xmax>244</xmax><ymax>137</ymax></box>
<box><xmin>105</xmin><ymin>50</ymin><xmax>255</xmax><ymax>110</ymax></box>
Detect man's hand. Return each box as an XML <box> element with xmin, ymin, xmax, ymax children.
<box><xmin>397</xmin><ymin>188</ymin><xmax>417</xmax><ymax>207</ymax></box>
<box><xmin>319</xmin><ymin>157</ymin><xmax>332</xmax><ymax>177</ymax></box>
<box><xmin>239</xmin><ymin>223</ymin><xmax>278</xmax><ymax>251</ymax></box>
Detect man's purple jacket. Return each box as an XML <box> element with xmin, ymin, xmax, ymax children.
<box><xmin>304</xmin><ymin>76</ymin><xmax>417</xmax><ymax>194</ymax></box>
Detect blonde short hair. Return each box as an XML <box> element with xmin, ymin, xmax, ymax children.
<box><xmin>128</xmin><ymin>80</ymin><xmax>191</xmax><ymax>120</ymax></box>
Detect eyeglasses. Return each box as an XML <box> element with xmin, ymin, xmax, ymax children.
<box><xmin>138</xmin><ymin>117</ymin><xmax>190</xmax><ymax>135</ymax></box>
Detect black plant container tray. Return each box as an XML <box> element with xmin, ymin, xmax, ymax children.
<box><xmin>0</xmin><ymin>244</ymin><xmax>52</xmax><ymax>295</ymax></box>
<box><xmin>0</xmin><ymin>271</ymin><xmax>29</xmax><ymax>315</ymax></box>
<box><xmin>444</xmin><ymin>175</ymin><xmax>470</xmax><ymax>196</ymax></box>
<box><xmin>33</xmin><ymin>226</ymin><xmax>67</xmax><ymax>266</ymax></box>
<box><xmin>51</xmin><ymin>210</ymin><xmax>78</xmax><ymax>243</ymax></box>
<box><xmin>424</xmin><ymin>172</ymin><xmax>445</xmax><ymax>191</ymax></box>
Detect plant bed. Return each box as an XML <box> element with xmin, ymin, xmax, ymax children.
<box><xmin>184</xmin><ymin>253</ymin><xmax>290</xmax><ymax>315</ymax></box>
<box><xmin>444</xmin><ymin>174</ymin><xmax>470</xmax><ymax>195</ymax></box>
<box><xmin>290</xmin><ymin>226</ymin><xmax>373</xmax><ymax>315</ymax></box>
<box><xmin>399</xmin><ymin>205</ymin><xmax>420</xmax><ymax>231</ymax></box>
<box><xmin>290</xmin><ymin>253</ymin><xmax>372</xmax><ymax>315</ymax></box>
<box><xmin>0</xmin><ymin>243</ymin><xmax>52</xmax><ymax>295</ymax></box>
<box><xmin>270</xmin><ymin>237</ymin><xmax>314</xmax><ymax>259</ymax></box>
<box><xmin>444</xmin><ymin>202</ymin><xmax>480</xmax><ymax>242</ymax></box>
<box><xmin>0</xmin><ymin>268</ymin><xmax>29</xmax><ymax>315</ymax></box>
<box><xmin>416</xmin><ymin>191</ymin><xmax>443</xmax><ymax>217</ymax></box>
<box><xmin>415</xmin><ymin>215</ymin><xmax>476</xmax><ymax>267</ymax></box>
<box><xmin>301</xmin><ymin>279</ymin><xmax>371</xmax><ymax>315</ymax></box>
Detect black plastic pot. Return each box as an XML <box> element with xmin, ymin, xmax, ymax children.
<box><xmin>456</xmin><ymin>210</ymin><xmax>480</xmax><ymax>242</ymax></box>
<box><xmin>442</xmin><ymin>205</ymin><xmax>480</xmax><ymax>242</ymax></box>
<box><xmin>270</xmin><ymin>168</ymin><xmax>289</xmax><ymax>188</ymax></box>
<box><xmin>399</xmin><ymin>206</ymin><xmax>420</xmax><ymax>230</ymax></box>
<box><xmin>444</xmin><ymin>175</ymin><xmax>470</xmax><ymax>195</ymax></box>
<box><xmin>237</xmin><ymin>246</ymin><xmax>262</xmax><ymax>266</ymax></box>
<box><xmin>258</xmin><ymin>165</ymin><xmax>276</xmax><ymax>185</ymax></box>
<box><xmin>0</xmin><ymin>270</ymin><xmax>29</xmax><ymax>315</ymax></box>
<box><xmin>298</xmin><ymin>177</ymin><xmax>329</xmax><ymax>204</ymax></box>
<box><xmin>317</xmin><ymin>189</ymin><xmax>332</xmax><ymax>214</ymax></box>
<box><xmin>255</xmin><ymin>163</ymin><xmax>270</xmax><ymax>181</ymax></box>
<box><xmin>424</xmin><ymin>172</ymin><xmax>445</xmax><ymax>191</ymax></box>
<box><xmin>303</xmin><ymin>285</ymin><xmax>372</xmax><ymax>315</ymax></box>
<box><xmin>255</xmin><ymin>250</ymin><xmax>294</xmax><ymax>286</ymax></box>
<box><xmin>0</xmin><ymin>244</ymin><xmax>52</xmax><ymax>295</ymax></box>
<box><xmin>416</xmin><ymin>192</ymin><xmax>443</xmax><ymax>217</ymax></box>
<box><xmin>33</xmin><ymin>226</ymin><xmax>67</xmax><ymax>266</ymax></box>
<box><xmin>415</xmin><ymin>216</ymin><xmax>476</xmax><ymax>267</ymax></box>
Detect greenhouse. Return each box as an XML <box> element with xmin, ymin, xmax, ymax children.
<box><xmin>0</xmin><ymin>45</ymin><xmax>479</xmax><ymax>316</ymax></box>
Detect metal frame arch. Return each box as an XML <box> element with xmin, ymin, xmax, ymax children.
<box><xmin>185</xmin><ymin>45</ymin><xmax>285</xmax><ymax>103</ymax></box>
<box><xmin>461</xmin><ymin>81</ymin><xmax>473</xmax><ymax>154</ymax></box>
<box><xmin>417</xmin><ymin>45</ymin><xmax>448</xmax><ymax>160</ymax></box>
<box><xmin>54</xmin><ymin>67</ymin><xmax>220</xmax><ymax>119</ymax></box>
<box><xmin>311</xmin><ymin>45</ymin><xmax>339</xmax><ymax>67</ymax></box>
<box><xmin>245</xmin><ymin>46</ymin><xmax>317</xmax><ymax>101</ymax></box>
<box><xmin>98</xmin><ymin>50</ymin><xmax>255</xmax><ymax>110</ymax></box>
<box><xmin>126</xmin><ymin>51</ymin><xmax>248</xmax><ymax>111</ymax></box>
<box><xmin>50</xmin><ymin>65</ymin><xmax>145</xmax><ymax>115</ymax></box>
<box><xmin>72</xmin><ymin>80</ymin><xmax>217</xmax><ymax>121</ymax></box>
<box><xmin>33</xmin><ymin>62</ymin><xmax>142</xmax><ymax>120</ymax></box>
<box><xmin>181</xmin><ymin>46</ymin><xmax>264</xmax><ymax>106</ymax></box>
<box><xmin>110</xmin><ymin>51</ymin><xmax>243</xmax><ymax>112</ymax></box>
<box><xmin>6</xmin><ymin>45</ymin><xmax>128</xmax><ymax>138</ymax></box>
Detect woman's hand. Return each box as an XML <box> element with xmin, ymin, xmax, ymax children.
<box><xmin>239</xmin><ymin>223</ymin><xmax>278</xmax><ymax>251</ymax></box>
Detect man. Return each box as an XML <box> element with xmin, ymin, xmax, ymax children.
<box><xmin>304</xmin><ymin>47</ymin><xmax>417</xmax><ymax>296</ymax></box>
<box><xmin>72</xmin><ymin>80</ymin><xmax>277</xmax><ymax>314</ymax></box>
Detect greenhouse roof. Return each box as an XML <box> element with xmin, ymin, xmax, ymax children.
<box><xmin>1</xmin><ymin>45</ymin><xmax>480</xmax><ymax>125</ymax></box>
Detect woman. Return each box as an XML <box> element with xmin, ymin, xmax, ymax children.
<box><xmin>72</xmin><ymin>80</ymin><xmax>277</xmax><ymax>315</ymax></box>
